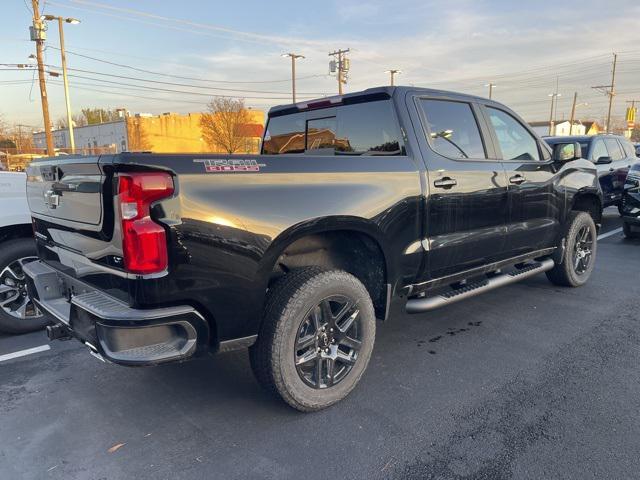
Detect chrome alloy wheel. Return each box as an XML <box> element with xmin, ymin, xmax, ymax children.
<box><xmin>294</xmin><ymin>295</ymin><xmax>362</xmax><ymax>389</ymax></box>
<box><xmin>573</xmin><ymin>225</ymin><xmax>594</xmax><ymax>275</ymax></box>
<box><xmin>0</xmin><ymin>257</ymin><xmax>43</xmax><ymax>320</ymax></box>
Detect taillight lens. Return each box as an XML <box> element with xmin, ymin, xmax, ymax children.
<box><xmin>118</xmin><ymin>172</ymin><xmax>174</xmax><ymax>274</ymax></box>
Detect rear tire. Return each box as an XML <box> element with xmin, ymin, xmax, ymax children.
<box><xmin>250</xmin><ymin>267</ymin><xmax>376</xmax><ymax>412</ymax></box>
<box><xmin>0</xmin><ymin>238</ymin><xmax>50</xmax><ymax>334</ymax></box>
<box><xmin>623</xmin><ymin>221</ymin><xmax>639</xmax><ymax>239</ymax></box>
<box><xmin>546</xmin><ymin>211</ymin><xmax>597</xmax><ymax>287</ymax></box>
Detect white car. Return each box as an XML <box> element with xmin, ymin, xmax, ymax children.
<box><xmin>0</xmin><ymin>171</ymin><xmax>49</xmax><ymax>333</ymax></box>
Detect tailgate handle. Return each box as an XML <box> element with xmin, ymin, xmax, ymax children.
<box><xmin>51</xmin><ymin>182</ymin><xmax>77</xmax><ymax>192</ymax></box>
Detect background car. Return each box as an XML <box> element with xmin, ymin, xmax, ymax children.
<box><xmin>621</xmin><ymin>162</ymin><xmax>640</xmax><ymax>238</ymax></box>
<box><xmin>545</xmin><ymin>134</ymin><xmax>639</xmax><ymax>213</ymax></box>
<box><xmin>0</xmin><ymin>170</ymin><xmax>49</xmax><ymax>334</ymax></box>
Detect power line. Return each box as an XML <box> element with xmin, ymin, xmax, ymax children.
<box><xmin>46</xmin><ymin>45</ymin><xmax>330</xmax><ymax>84</ymax></box>
<box><xmin>41</xmin><ymin>63</ymin><xmax>331</xmax><ymax>96</ymax></box>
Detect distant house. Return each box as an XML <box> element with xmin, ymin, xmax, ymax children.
<box><xmin>581</xmin><ymin>121</ymin><xmax>603</xmax><ymax>136</ymax></box>
<box><xmin>528</xmin><ymin>120</ymin><xmax>585</xmax><ymax>137</ymax></box>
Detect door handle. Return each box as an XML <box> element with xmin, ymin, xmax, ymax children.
<box><xmin>609</xmin><ymin>168</ymin><xmax>615</xmax><ymax>172</ymax></box>
<box><xmin>509</xmin><ymin>174</ymin><xmax>526</xmax><ymax>185</ymax></box>
<box><xmin>433</xmin><ymin>177</ymin><xmax>457</xmax><ymax>189</ymax></box>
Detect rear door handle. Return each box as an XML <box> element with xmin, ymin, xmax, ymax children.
<box><xmin>433</xmin><ymin>177</ymin><xmax>457</xmax><ymax>189</ymax></box>
<box><xmin>509</xmin><ymin>174</ymin><xmax>526</xmax><ymax>185</ymax></box>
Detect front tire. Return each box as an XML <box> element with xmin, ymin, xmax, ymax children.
<box><xmin>623</xmin><ymin>221</ymin><xmax>639</xmax><ymax>239</ymax></box>
<box><xmin>0</xmin><ymin>238</ymin><xmax>50</xmax><ymax>334</ymax></box>
<box><xmin>250</xmin><ymin>268</ymin><xmax>376</xmax><ymax>412</ymax></box>
<box><xmin>546</xmin><ymin>211</ymin><xmax>597</xmax><ymax>287</ymax></box>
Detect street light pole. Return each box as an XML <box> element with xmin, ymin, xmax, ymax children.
<box><xmin>385</xmin><ymin>69</ymin><xmax>401</xmax><ymax>86</ymax></box>
<box><xmin>44</xmin><ymin>15</ymin><xmax>80</xmax><ymax>154</ymax></box>
<box><xmin>485</xmin><ymin>83</ymin><xmax>496</xmax><ymax>99</ymax></box>
<box><xmin>282</xmin><ymin>53</ymin><xmax>304</xmax><ymax>103</ymax></box>
<box><xmin>58</xmin><ymin>16</ymin><xmax>74</xmax><ymax>154</ymax></box>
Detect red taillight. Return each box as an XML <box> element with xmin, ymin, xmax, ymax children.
<box><xmin>118</xmin><ymin>172</ymin><xmax>174</xmax><ymax>274</ymax></box>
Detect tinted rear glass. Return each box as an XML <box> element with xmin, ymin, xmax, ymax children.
<box><xmin>262</xmin><ymin>100</ymin><xmax>404</xmax><ymax>155</ymax></box>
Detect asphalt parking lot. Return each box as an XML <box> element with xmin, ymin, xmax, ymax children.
<box><xmin>1</xmin><ymin>208</ymin><xmax>638</xmax><ymax>480</ymax></box>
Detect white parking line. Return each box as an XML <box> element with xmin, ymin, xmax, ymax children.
<box><xmin>0</xmin><ymin>344</ymin><xmax>51</xmax><ymax>363</ymax></box>
<box><xmin>598</xmin><ymin>227</ymin><xmax>623</xmax><ymax>241</ymax></box>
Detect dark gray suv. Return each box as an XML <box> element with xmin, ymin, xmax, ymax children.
<box><xmin>545</xmin><ymin>135</ymin><xmax>639</xmax><ymax>212</ymax></box>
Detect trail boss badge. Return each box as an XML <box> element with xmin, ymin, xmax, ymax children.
<box><xmin>194</xmin><ymin>158</ymin><xmax>266</xmax><ymax>173</ymax></box>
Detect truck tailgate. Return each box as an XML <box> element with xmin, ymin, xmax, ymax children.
<box><xmin>27</xmin><ymin>157</ymin><xmax>104</xmax><ymax>225</ymax></box>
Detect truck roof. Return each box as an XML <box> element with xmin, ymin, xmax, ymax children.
<box><xmin>268</xmin><ymin>85</ymin><xmax>490</xmax><ymax>117</ymax></box>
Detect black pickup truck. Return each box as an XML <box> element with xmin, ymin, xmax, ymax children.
<box><xmin>24</xmin><ymin>87</ymin><xmax>602</xmax><ymax>411</ymax></box>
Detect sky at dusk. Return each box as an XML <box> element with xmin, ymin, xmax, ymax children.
<box><xmin>2</xmin><ymin>0</ymin><xmax>639</xmax><ymax>129</ymax></box>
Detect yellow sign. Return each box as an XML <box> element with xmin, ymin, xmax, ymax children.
<box><xmin>626</xmin><ymin>107</ymin><xmax>636</xmax><ymax>123</ymax></box>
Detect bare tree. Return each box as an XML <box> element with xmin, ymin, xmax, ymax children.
<box><xmin>56</xmin><ymin>114</ymin><xmax>87</xmax><ymax>129</ymax></box>
<box><xmin>199</xmin><ymin>97</ymin><xmax>251</xmax><ymax>154</ymax></box>
<box><xmin>126</xmin><ymin>117</ymin><xmax>152</xmax><ymax>152</ymax></box>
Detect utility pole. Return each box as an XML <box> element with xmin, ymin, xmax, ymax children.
<box><xmin>606</xmin><ymin>53</ymin><xmax>617</xmax><ymax>134</ymax></box>
<box><xmin>281</xmin><ymin>53</ymin><xmax>304</xmax><ymax>103</ymax></box>
<box><xmin>385</xmin><ymin>69</ymin><xmax>401</xmax><ymax>86</ymax></box>
<box><xmin>329</xmin><ymin>49</ymin><xmax>350</xmax><ymax>95</ymax></box>
<box><xmin>29</xmin><ymin>0</ymin><xmax>54</xmax><ymax>155</ymax></box>
<box><xmin>17</xmin><ymin>125</ymin><xmax>24</xmax><ymax>152</ymax></box>
<box><xmin>569</xmin><ymin>92</ymin><xmax>578</xmax><ymax>136</ymax></box>
<box><xmin>592</xmin><ymin>53</ymin><xmax>618</xmax><ymax>133</ymax></box>
<box><xmin>485</xmin><ymin>83</ymin><xmax>496</xmax><ymax>99</ymax></box>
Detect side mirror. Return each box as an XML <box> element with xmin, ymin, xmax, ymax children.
<box><xmin>553</xmin><ymin>142</ymin><xmax>582</xmax><ymax>162</ymax></box>
<box><xmin>595</xmin><ymin>156</ymin><xmax>612</xmax><ymax>165</ymax></box>
<box><xmin>635</xmin><ymin>146</ymin><xmax>640</xmax><ymax>157</ymax></box>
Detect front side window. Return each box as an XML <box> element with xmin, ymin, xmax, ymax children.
<box><xmin>604</xmin><ymin>138</ymin><xmax>624</xmax><ymax>160</ymax></box>
<box><xmin>591</xmin><ymin>140</ymin><xmax>608</xmax><ymax>161</ymax></box>
<box><xmin>487</xmin><ymin>108</ymin><xmax>540</xmax><ymax>161</ymax></box>
<box><xmin>420</xmin><ymin>99</ymin><xmax>486</xmax><ymax>159</ymax></box>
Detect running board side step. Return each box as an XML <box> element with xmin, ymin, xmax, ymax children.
<box><xmin>405</xmin><ymin>259</ymin><xmax>555</xmax><ymax>313</ymax></box>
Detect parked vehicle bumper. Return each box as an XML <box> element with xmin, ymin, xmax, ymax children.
<box><xmin>23</xmin><ymin>260</ymin><xmax>209</xmax><ymax>366</ymax></box>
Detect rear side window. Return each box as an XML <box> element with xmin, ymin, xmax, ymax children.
<box><xmin>335</xmin><ymin>101</ymin><xmax>403</xmax><ymax>155</ymax></box>
<box><xmin>262</xmin><ymin>100</ymin><xmax>404</xmax><ymax>155</ymax></box>
<box><xmin>419</xmin><ymin>99</ymin><xmax>486</xmax><ymax>159</ymax></box>
<box><xmin>487</xmin><ymin>108</ymin><xmax>540</xmax><ymax>161</ymax></box>
<box><xmin>604</xmin><ymin>138</ymin><xmax>624</xmax><ymax>160</ymax></box>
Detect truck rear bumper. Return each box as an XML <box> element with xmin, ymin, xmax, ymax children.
<box><xmin>23</xmin><ymin>261</ymin><xmax>208</xmax><ymax>366</ymax></box>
